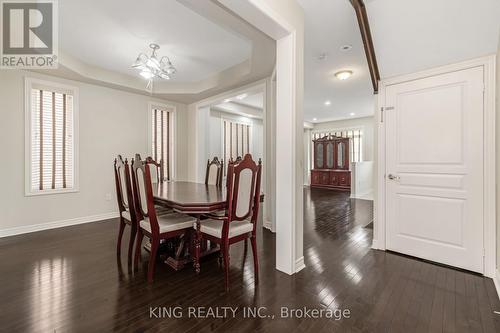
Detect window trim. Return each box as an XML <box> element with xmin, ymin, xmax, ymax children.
<box><xmin>24</xmin><ymin>77</ymin><xmax>80</xmax><ymax>196</ymax></box>
<box><xmin>147</xmin><ymin>101</ymin><xmax>176</xmax><ymax>181</ymax></box>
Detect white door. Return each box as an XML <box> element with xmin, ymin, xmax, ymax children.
<box><xmin>385</xmin><ymin>66</ymin><xmax>484</xmax><ymax>273</ymax></box>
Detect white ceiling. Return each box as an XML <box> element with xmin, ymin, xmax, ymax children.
<box><xmin>234</xmin><ymin>92</ymin><xmax>264</xmax><ymax>109</ymax></box>
<box><xmin>366</xmin><ymin>0</ymin><xmax>500</xmax><ymax>78</ymax></box>
<box><xmin>213</xmin><ymin>91</ymin><xmax>263</xmax><ymax>119</ymax></box>
<box><xmin>59</xmin><ymin>0</ymin><xmax>252</xmax><ymax>83</ymax></box>
<box><xmin>298</xmin><ymin>0</ymin><xmax>374</xmax><ymax>123</ymax></box>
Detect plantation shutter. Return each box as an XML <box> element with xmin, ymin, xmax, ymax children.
<box><xmin>30</xmin><ymin>88</ymin><xmax>74</xmax><ymax>192</ymax></box>
<box><xmin>223</xmin><ymin>119</ymin><xmax>251</xmax><ymax>167</ymax></box>
<box><xmin>151</xmin><ymin>108</ymin><xmax>171</xmax><ymax>181</ymax></box>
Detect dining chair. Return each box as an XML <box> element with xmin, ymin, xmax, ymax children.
<box><xmin>193</xmin><ymin>154</ymin><xmax>262</xmax><ymax>291</ymax></box>
<box><xmin>131</xmin><ymin>156</ymin><xmax>197</xmax><ymax>282</ymax></box>
<box><xmin>113</xmin><ymin>155</ymin><xmax>138</xmax><ymax>265</ymax></box>
<box><xmin>205</xmin><ymin>157</ymin><xmax>223</xmax><ymax>187</ymax></box>
<box><xmin>145</xmin><ymin>156</ymin><xmax>165</xmax><ymax>183</ymax></box>
<box><xmin>140</xmin><ymin>155</ymin><xmax>171</xmax><ymax>215</ymax></box>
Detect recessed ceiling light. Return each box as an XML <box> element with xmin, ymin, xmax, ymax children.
<box><xmin>324</xmin><ymin>100</ymin><xmax>331</xmax><ymax>106</ymax></box>
<box><xmin>340</xmin><ymin>44</ymin><xmax>352</xmax><ymax>52</ymax></box>
<box><xmin>335</xmin><ymin>70</ymin><xmax>353</xmax><ymax>80</ymax></box>
<box><xmin>350</xmin><ymin>112</ymin><xmax>355</xmax><ymax>116</ymax></box>
<box><xmin>236</xmin><ymin>94</ymin><xmax>247</xmax><ymax>100</ymax></box>
<box><xmin>313</xmin><ymin>118</ymin><xmax>317</xmax><ymax>121</ymax></box>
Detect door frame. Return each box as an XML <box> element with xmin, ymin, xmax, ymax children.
<box><xmin>374</xmin><ymin>55</ymin><xmax>496</xmax><ymax>278</ymax></box>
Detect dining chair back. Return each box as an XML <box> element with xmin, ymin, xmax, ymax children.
<box><xmin>205</xmin><ymin>157</ymin><xmax>223</xmax><ymax>187</ymax></box>
<box><xmin>114</xmin><ymin>155</ymin><xmax>138</xmax><ymax>264</ymax></box>
<box><xmin>145</xmin><ymin>156</ymin><xmax>164</xmax><ymax>183</ymax></box>
<box><xmin>226</xmin><ymin>154</ymin><xmax>262</xmax><ymax>224</ymax></box>
<box><xmin>131</xmin><ymin>155</ymin><xmax>160</xmax><ymax>234</ymax></box>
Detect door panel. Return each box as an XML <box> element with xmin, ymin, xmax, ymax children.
<box><xmin>385</xmin><ymin>66</ymin><xmax>484</xmax><ymax>273</ymax></box>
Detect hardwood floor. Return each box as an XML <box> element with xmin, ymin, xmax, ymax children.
<box><xmin>1</xmin><ymin>187</ymin><xmax>499</xmax><ymax>332</ymax></box>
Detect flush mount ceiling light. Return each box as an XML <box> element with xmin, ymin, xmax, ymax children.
<box><xmin>132</xmin><ymin>43</ymin><xmax>177</xmax><ymax>90</ymax></box>
<box><xmin>312</xmin><ymin>118</ymin><xmax>317</xmax><ymax>121</ymax></box>
<box><xmin>335</xmin><ymin>70</ymin><xmax>353</xmax><ymax>80</ymax></box>
<box><xmin>350</xmin><ymin>112</ymin><xmax>356</xmax><ymax>116</ymax></box>
<box><xmin>340</xmin><ymin>44</ymin><xmax>352</xmax><ymax>52</ymax></box>
<box><xmin>324</xmin><ymin>100</ymin><xmax>331</xmax><ymax>106</ymax></box>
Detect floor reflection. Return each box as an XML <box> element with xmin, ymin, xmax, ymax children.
<box><xmin>30</xmin><ymin>257</ymin><xmax>72</xmax><ymax>332</ymax></box>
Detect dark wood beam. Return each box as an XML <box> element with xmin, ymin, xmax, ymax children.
<box><xmin>350</xmin><ymin>0</ymin><xmax>380</xmax><ymax>94</ymax></box>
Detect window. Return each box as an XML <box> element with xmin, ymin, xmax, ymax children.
<box><xmin>223</xmin><ymin>119</ymin><xmax>251</xmax><ymax>166</ymax></box>
<box><xmin>25</xmin><ymin>79</ymin><xmax>78</xmax><ymax>195</ymax></box>
<box><xmin>150</xmin><ymin>105</ymin><xmax>173</xmax><ymax>181</ymax></box>
<box><xmin>312</xmin><ymin>128</ymin><xmax>363</xmax><ymax>163</ymax></box>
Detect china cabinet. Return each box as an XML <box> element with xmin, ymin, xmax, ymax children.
<box><xmin>311</xmin><ymin>135</ymin><xmax>351</xmax><ymax>190</ymax></box>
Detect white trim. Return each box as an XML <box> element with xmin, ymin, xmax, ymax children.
<box><xmin>263</xmin><ymin>220</ymin><xmax>275</xmax><ymax>232</ymax></box>
<box><xmin>0</xmin><ymin>212</ymin><xmax>119</xmax><ymax>238</ymax></box>
<box><xmin>375</xmin><ymin>55</ymin><xmax>496</xmax><ymax>277</ymax></box>
<box><xmin>311</xmin><ymin>114</ymin><xmax>375</xmax><ymax>124</ymax></box>
<box><xmin>494</xmin><ymin>270</ymin><xmax>500</xmax><ymax>301</ymax></box>
<box><xmin>295</xmin><ymin>256</ymin><xmax>305</xmax><ymax>273</ymax></box>
<box><xmin>147</xmin><ymin>101</ymin><xmax>177</xmax><ymax>180</ymax></box>
<box><xmin>195</xmin><ymin>79</ymin><xmax>266</xmax><ymax>109</ymax></box>
<box><xmin>24</xmin><ymin>77</ymin><xmax>80</xmax><ymax>197</ymax></box>
<box><xmin>311</xmin><ymin>125</ymin><xmax>366</xmax><ymax>134</ymax></box>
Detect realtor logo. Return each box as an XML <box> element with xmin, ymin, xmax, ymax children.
<box><xmin>1</xmin><ymin>0</ymin><xmax>58</xmax><ymax>68</ymax></box>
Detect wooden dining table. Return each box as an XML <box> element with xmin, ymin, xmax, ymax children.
<box><xmin>151</xmin><ymin>181</ymin><xmax>264</xmax><ymax>271</ymax></box>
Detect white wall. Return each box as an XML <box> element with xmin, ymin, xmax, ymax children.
<box><xmin>207</xmin><ymin>108</ymin><xmax>264</xmax><ymax>163</ymax></box>
<box><xmin>0</xmin><ymin>70</ymin><xmax>188</xmax><ymax>235</ymax></box>
<box><xmin>191</xmin><ymin>106</ymin><xmax>264</xmax><ymax>183</ymax></box>
<box><xmin>496</xmin><ymin>33</ymin><xmax>500</xmax><ymax>272</ymax></box>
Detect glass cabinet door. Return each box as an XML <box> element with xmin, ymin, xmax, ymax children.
<box><xmin>315</xmin><ymin>143</ymin><xmax>324</xmax><ymax>168</ymax></box>
<box><xmin>326</xmin><ymin>142</ymin><xmax>334</xmax><ymax>168</ymax></box>
<box><xmin>337</xmin><ymin>142</ymin><xmax>345</xmax><ymax>168</ymax></box>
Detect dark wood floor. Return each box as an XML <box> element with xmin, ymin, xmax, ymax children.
<box><xmin>1</xmin><ymin>188</ymin><xmax>499</xmax><ymax>332</ymax></box>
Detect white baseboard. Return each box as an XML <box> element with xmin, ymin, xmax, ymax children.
<box><xmin>351</xmin><ymin>190</ymin><xmax>374</xmax><ymax>201</ymax></box>
<box><xmin>371</xmin><ymin>239</ymin><xmax>379</xmax><ymax>250</ymax></box>
<box><xmin>263</xmin><ymin>220</ymin><xmax>275</xmax><ymax>232</ymax></box>
<box><xmin>0</xmin><ymin>212</ymin><xmax>120</xmax><ymax>238</ymax></box>
<box><xmin>494</xmin><ymin>269</ymin><xmax>500</xmax><ymax>301</ymax></box>
<box><xmin>295</xmin><ymin>256</ymin><xmax>306</xmax><ymax>273</ymax></box>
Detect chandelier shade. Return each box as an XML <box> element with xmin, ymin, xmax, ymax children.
<box><xmin>132</xmin><ymin>43</ymin><xmax>177</xmax><ymax>89</ymax></box>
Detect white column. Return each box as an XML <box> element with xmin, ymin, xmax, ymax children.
<box><xmin>217</xmin><ymin>0</ymin><xmax>305</xmax><ymax>275</ymax></box>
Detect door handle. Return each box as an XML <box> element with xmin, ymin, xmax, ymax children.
<box><xmin>387</xmin><ymin>174</ymin><xmax>400</xmax><ymax>181</ymax></box>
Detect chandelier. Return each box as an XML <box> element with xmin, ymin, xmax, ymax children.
<box><xmin>132</xmin><ymin>43</ymin><xmax>177</xmax><ymax>90</ymax></box>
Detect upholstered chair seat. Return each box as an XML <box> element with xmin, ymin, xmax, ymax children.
<box><xmin>121</xmin><ymin>209</ymin><xmax>132</xmax><ymax>222</ymax></box>
<box><xmin>140</xmin><ymin>212</ymin><xmax>196</xmax><ymax>234</ymax></box>
<box><xmin>194</xmin><ymin>219</ymin><xmax>253</xmax><ymax>239</ymax></box>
